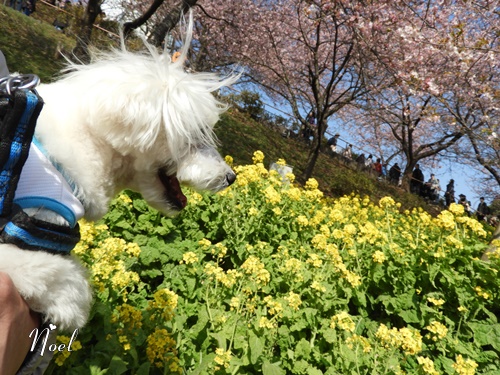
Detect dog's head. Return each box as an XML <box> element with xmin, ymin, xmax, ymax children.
<box><xmin>60</xmin><ymin>30</ymin><xmax>239</xmax><ymax>216</ymax></box>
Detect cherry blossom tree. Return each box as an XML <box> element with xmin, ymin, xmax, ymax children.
<box><xmin>344</xmin><ymin>0</ymin><xmax>500</xmax><ymax>190</ymax></box>
<box><xmin>196</xmin><ymin>0</ymin><xmax>367</xmax><ymax>180</ymax></box>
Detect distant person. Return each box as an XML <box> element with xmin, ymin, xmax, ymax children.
<box><xmin>476</xmin><ymin>197</ymin><xmax>489</xmax><ymax>222</ymax></box>
<box><xmin>306</xmin><ymin>111</ymin><xmax>316</xmax><ymax>127</ymax></box>
<box><xmin>445</xmin><ymin>179</ymin><xmax>455</xmax><ymax>207</ymax></box>
<box><xmin>373</xmin><ymin>158</ymin><xmax>382</xmax><ymax>177</ymax></box>
<box><xmin>327</xmin><ymin>133</ymin><xmax>340</xmax><ymax>154</ymax></box>
<box><xmin>410</xmin><ymin>164</ymin><xmax>424</xmax><ymax>195</ymax></box>
<box><xmin>458</xmin><ymin>194</ymin><xmax>471</xmax><ymax>215</ymax></box>
<box><xmin>356</xmin><ymin>153</ymin><xmax>365</xmax><ymax>170</ymax></box>
<box><xmin>343</xmin><ymin>144</ymin><xmax>353</xmax><ymax>160</ymax></box>
<box><xmin>9</xmin><ymin>0</ymin><xmax>23</xmax><ymax>11</ymax></box>
<box><xmin>23</xmin><ymin>0</ymin><xmax>36</xmax><ymax>15</ymax></box>
<box><xmin>388</xmin><ymin>163</ymin><xmax>401</xmax><ymax>185</ymax></box>
<box><xmin>426</xmin><ymin>173</ymin><xmax>440</xmax><ymax>201</ymax></box>
<box><xmin>364</xmin><ymin>154</ymin><xmax>373</xmax><ymax>171</ymax></box>
<box><xmin>381</xmin><ymin>163</ymin><xmax>388</xmax><ymax>179</ymax></box>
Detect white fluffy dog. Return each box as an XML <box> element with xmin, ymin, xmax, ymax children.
<box><xmin>0</xmin><ymin>31</ymin><xmax>238</xmax><ymax>331</ymax></box>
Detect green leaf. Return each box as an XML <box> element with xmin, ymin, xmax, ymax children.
<box><xmin>107</xmin><ymin>355</ymin><xmax>128</xmax><ymax>375</ymax></box>
<box><xmin>135</xmin><ymin>362</ymin><xmax>151</xmax><ymax>375</ymax></box>
<box><xmin>262</xmin><ymin>361</ymin><xmax>286</xmax><ymax>375</ymax></box>
<box><xmin>249</xmin><ymin>332</ymin><xmax>264</xmax><ymax>364</ymax></box>
<box><xmin>469</xmin><ymin>323</ymin><xmax>500</xmax><ymax>351</ymax></box>
<box><xmin>295</xmin><ymin>338</ymin><xmax>311</xmax><ymax>359</ymax></box>
<box><xmin>307</xmin><ymin>368</ymin><xmax>323</xmax><ymax>375</ymax></box>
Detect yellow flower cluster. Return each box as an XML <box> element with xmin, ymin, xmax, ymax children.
<box><xmin>375</xmin><ymin>324</ymin><xmax>423</xmax><ymax>355</ymax></box>
<box><xmin>112</xmin><ymin>303</ymin><xmax>143</xmax><ymax>341</ymax></box>
<box><xmin>252</xmin><ymin>150</ymin><xmax>265</xmax><ymax>164</ymax></box>
<box><xmin>264</xmin><ymin>185</ymin><xmax>281</xmax><ymax>204</ymax></box>
<box><xmin>453</xmin><ymin>355</ymin><xmax>478</xmax><ymax>375</ymax></box>
<box><xmin>73</xmin><ymin>219</ymin><xmax>108</xmax><ymax>255</ymax></box>
<box><xmin>214</xmin><ymin>348</ymin><xmax>232</xmax><ymax>370</ymax></box>
<box><xmin>417</xmin><ymin>356</ymin><xmax>439</xmax><ymax>375</ymax></box>
<box><xmin>180</xmin><ymin>251</ymin><xmax>199</xmax><ymax>265</ymax></box>
<box><xmin>53</xmin><ymin>335</ymin><xmax>83</xmax><ymax>366</ymax></box>
<box><xmin>285</xmin><ymin>292</ymin><xmax>302</xmax><ymax>311</ymax></box>
<box><xmin>425</xmin><ymin>321</ymin><xmax>448</xmax><ymax>341</ymax></box>
<box><xmin>146</xmin><ymin>327</ymin><xmax>180</xmax><ymax>371</ymax></box>
<box><xmin>263</xmin><ymin>295</ymin><xmax>283</xmax><ymax>317</ymax></box>
<box><xmin>77</xmin><ymin>231</ymin><xmax>142</xmax><ymax>296</ymax></box>
<box><xmin>259</xmin><ymin>316</ymin><xmax>277</xmax><ymax>329</ymax></box>
<box><xmin>372</xmin><ymin>250</ymin><xmax>386</xmax><ymax>263</ymax></box>
<box><xmin>474</xmin><ymin>286</ymin><xmax>491</xmax><ymax>300</ymax></box>
<box><xmin>427</xmin><ymin>296</ymin><xmax>445</xmax><ymax>307</ymax></box>
<box><xmin>345</xmin><ymin>334</ymin><xmax>372</xmax><ymax>353</ymax></box>
<box><xmin>330</xmin><ymin>311</ymin><xmax>356</xmax><ymax>332</ymax></box>
<box><xmin>204</xmin><ymin>263</ymin><xmax>242</xmax><ymax>288</ymax></box>
<box><xmin>148</xmin><ymin>289</ymin><xmax>178</xmax><ymax>321</ymax></box>
<box><xmin>241</xmin><ymin>256</ymin><xmax>271</xmax><ymax>286</ymax></box>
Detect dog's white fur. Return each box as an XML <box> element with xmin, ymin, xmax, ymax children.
<box><xmin>0</xmin><ymin>26</ymin><xmax>238</xmax><ymax>331</ymax></box>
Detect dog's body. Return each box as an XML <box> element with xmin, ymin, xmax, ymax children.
<box><xmin>0</xmin><ymin>38</ymin><xmax>237</xmax><ymax>331</ymax></box>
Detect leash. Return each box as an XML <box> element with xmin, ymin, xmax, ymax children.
<box><xmin>0</xmin><ymin>75</ymin><xmax>80</xmax><ymax>254</ymax></box>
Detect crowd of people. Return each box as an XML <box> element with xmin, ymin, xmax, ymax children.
<box><xmin>8</xmin><ymin>0</ymin><xmax>36</xmax><ymax>16</ymax></box>
<box><xmin>321</xmin><ymin>132</ymin><xmax>497</xmax><ymax>225</ymax></box>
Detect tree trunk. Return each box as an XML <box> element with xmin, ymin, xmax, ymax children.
<box><xmin>148</xmin><ymin>0</ymin><xmax>199</xmax><ymax>47</ymax></box>
<box><xmin>73</xmin><ymin>0</ymin><xmax>102</xmax><ymax>62</ymax></box>
<box><xmin>302</xmin><ymin>140</ymin><xmax>321</xmax><ymax>181</ymax></box>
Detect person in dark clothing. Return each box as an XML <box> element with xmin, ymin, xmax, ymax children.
<box><xmin>388</xmin><ymin>163</ymin><xmax>401</xmax><ymax>185</ymax></box>
<box><xmin>410</xmin><ymin>164</ymin><xmax>424</xmax><ymax>195</ymax></box>
<box><xmin>445</xmin><ymin>179</ymin><xmax>455</xmax><ymax>207</ymax></box>
<box><xmin>476</xmin><ymin>197</ymin><xmax>489</xmax><ymax>221</ymax></box>
<box><xmin>356</xmin><ymin>154</ymin><xmax>366</xmax><ymax>170</ymax></box>
<box><xmin>327</xmin><ymin>133</ymin><xmax>340</xmax><ymax>154</ymax></box>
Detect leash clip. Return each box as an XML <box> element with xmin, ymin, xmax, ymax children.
<box><xmin>0</xmin><ymin>74</ymin><xmax>40</xmax><ymax>97</ymax></box>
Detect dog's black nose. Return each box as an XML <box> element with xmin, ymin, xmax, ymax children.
<box><xmin>226</xmin><ymin>172</ymin><xmax>236</xmax><ymax>186</ymax></box>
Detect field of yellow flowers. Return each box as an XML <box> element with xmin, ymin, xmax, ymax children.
<box><xmin>46</xmin><ymin>151</ymin><xmax>500</xmax><ymax>375</ymax></box>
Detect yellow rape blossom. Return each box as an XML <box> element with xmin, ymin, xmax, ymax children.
<box><xmin>146</xmin><ymin>328</ymin><xmax>179</xmax><ymax>370</ymax></box>
<box><xmin>285</xmin><ymin>292</ymin><xmax>302</xmax><ymax>311</ymax></box>
<box><xmin>453</xmin><ymin>355</ymin><xmax>478</xmax><ymax>375</ymax></box>
<box><xmin>427</xmin><ymin>296</ymin><xmax>445</xmax><ymax>307</ymax></box>
<box><xmin>180</xmin><ymin>251</ymin><xmax>199</xmax><ymax>265</ymax></box>
<box><xmin>372</xmin><ymin>250</ymin><xmax>386</xmax><ymax>263</ymax></box>
<box><xmin>425</xmin><ymin>321</ymin><xmax>448</xmax><ymax>341</ymax></box>
<box><xmin>330</xmin><ymin>311</ymin><xmax>356</xmax><ymax>332</ymax></box>
<box><xmin>375</xmin><ymin>324</ymin><xmax>422</xmax><ymax>355</ymax></box>
<box><xmin>345</xmin><ymin>334</ymin><xmax>372</xmax><ymax>353</ymax></box>
<box><xmin>224</xmin><ymin>155</ymin><xmax>233</xmax><ymax>166</ymax></box>
<box><xmin>53</xmin><ymin>335</ymin><xmax>82</xmax><ymax>366</ymax></box>
<box><xmin>379</xmin><ymin>196</ymin><xmax>396</xmax><ymax>208</ymax></box>
<box><xmin>264</xmin><ymin>185</ymin><xmax>281</xmax><ymax>204</ymax></box>
<box><xmin>448</xmin><ymin>203</ymin><xmax>465</xmax><ymax>215</ymax></box>
<box><xmin>417</xmin><ymin>356</ymin><xmax>439</xmax><ymax>375</ymax></box>
<box><xmin>214</xmin><ymin>348</ymin><xmax>232</xmax><ymax>370</ymax></box>
<box><xmin>148</xmin><ymin>289</ymin><xmax>178</xmax><ymax>321</ymax></box>
<box><xmin>305</xmin><ymin>178</ymin><xmax>319</xmax><ymax>190</ymax></box>
<box><xmin>252</xmin><ymin>150</ymin><xmax>265</xmax><ymax>164</ymax></box>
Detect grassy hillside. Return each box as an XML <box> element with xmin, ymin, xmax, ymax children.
<box><xmin>0</xmin><ymin>3</ymin><xmax>427</xmax><ymax>211</ymax></box>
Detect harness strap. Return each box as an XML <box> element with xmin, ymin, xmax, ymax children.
<box><xmin>0</xmin><ymin>79</ymin><xmax>81</xmax><ymax>254</ymax></box>
<box><xmin>0</xmin><ymin>89</ymin><xmax>43</xmax><ymax>216</ymax></box>
<box><xmin>0</xmin><ymin>209</ymin><xmax>80</xmax><ymax>254</ymax></box>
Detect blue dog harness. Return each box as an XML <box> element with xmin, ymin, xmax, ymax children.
<box><xmin>0</xmin><ymin>75</ymin><xmax>81</xmax><ymax>254</ymax></box>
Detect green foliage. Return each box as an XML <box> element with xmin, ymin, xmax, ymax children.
<box><xmin>48</xmin><ymin>156</ymin><xmax>498</xmax><ymax>374</ymax></box>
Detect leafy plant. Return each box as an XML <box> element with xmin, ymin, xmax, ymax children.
<box><xmin>47</xmin><ymin>153</ymin><xmax>498</xmax><ymax>375</ymax></box>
